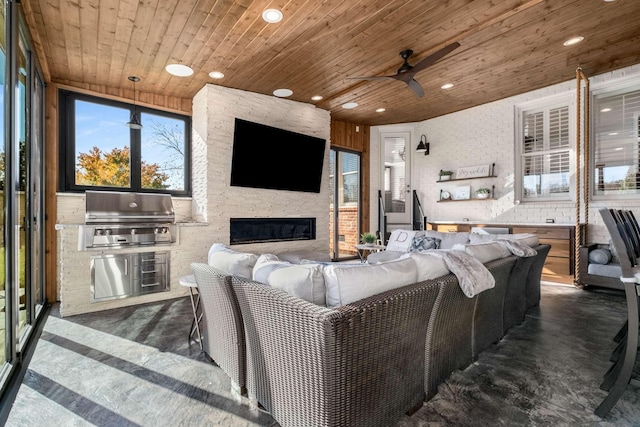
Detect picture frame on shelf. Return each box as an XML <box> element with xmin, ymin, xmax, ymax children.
<box><xmin>453</xmin><ymin>185</ymin><xmax>471</xmax><ymax>200</ymax></box>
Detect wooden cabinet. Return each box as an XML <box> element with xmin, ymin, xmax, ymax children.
<box><xmin>427</xmin><ymin>222</ymin><xmax>583</xmax><ymax>285</ymax></box>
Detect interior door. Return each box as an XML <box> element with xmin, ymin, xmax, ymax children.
<box><xmin>381</xmin><ymin>131</ymin><xmax>411</xmax><ymax>225</ymax></box>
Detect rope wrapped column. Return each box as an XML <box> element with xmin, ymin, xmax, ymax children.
<box><xmin>575</xmin><ymin>67</ymin><xmax>590</xmax><ymax>287</ymax></box>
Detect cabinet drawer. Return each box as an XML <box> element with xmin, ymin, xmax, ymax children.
<box><xmin>543</xmin><ymin>257</ymin><xmax>571</xmax><ymax>276</ymax></box>
<box><xmin>513</xmin><ymin>227</ymin><xmax>570</xmax><ymax>239</ymax></box>
<box><xmin>540</xmin><ymin>238</ymin><xmax>570</xmax><ymax>258</ymax></box>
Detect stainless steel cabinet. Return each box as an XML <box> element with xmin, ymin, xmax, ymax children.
<box><xmin>91</xmin><ymin>251</ymin><xmax>170</xmax><ymax>302</ymax></box>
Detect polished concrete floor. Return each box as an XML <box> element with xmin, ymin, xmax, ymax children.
<box><xmin>5</xmin><ymin>283</ymin><xmax>640</xmax><ymax>426</ymax></box>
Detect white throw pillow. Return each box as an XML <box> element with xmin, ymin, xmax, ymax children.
<box><xmin>424</xmin><ymin>231</ymin><xmax>470</xmax><ymax>249</ymax></box>
<box><xmin>252</xmin><ymin>254</ymin><xmax>326</xmax><ymax>306</ymax></box>
<box><xmin>409</xmin><ymin>252</ymin><xmax>450</xmax><ymax>281</ymax></box>
<box><xmin>207</xmin><ymin>243</ymin><xmax>258</xmax><ymax>279</ymax></box>
<box><xmin>469</xmin><ymin>232</ymin><xmax>539</xmax><ymax>247</ymax></box>
<box><xmin>451</xmin><ymin>241</ymin><xmax>510</xmax><ymax>264</ymax></box>
<box><xmin>323</xmin><ymin>257</ymin><xmax>418</xmax><ymax>308</ymax></box>
<box><xmin>386</xmin><ymin>229</ymin><xmax>425</xmax><ymax>252</ymax></box>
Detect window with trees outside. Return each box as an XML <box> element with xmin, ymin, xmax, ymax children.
<box><xmin>592</xmin><ymin>85</ymin><xmax>640</xmax><ymax>197</ymax></box>
<box><xmin>516</xmin><ymin>98</ymin><xmax>573</xmax><ymax>201</ymax></box>
<box><xmin>59</xmin><ymin>90</ymin><xmax>191</xmax><ymax>195</ymax></box>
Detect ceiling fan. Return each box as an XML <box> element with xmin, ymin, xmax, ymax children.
<box><xmin>347</xmin><ymin>42</ymin><xmax>461</xmax><ymax>98</ymax></box>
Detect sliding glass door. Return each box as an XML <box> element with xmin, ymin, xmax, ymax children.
<box><xmin>0</xmin><ymin>2</ymin><xmax>46</xmax><ymax>397</ymax></box>
<box><xmin>329</xmin><ymin>148</ymin><xmax>361</xmax><ymax>260</ymax></box>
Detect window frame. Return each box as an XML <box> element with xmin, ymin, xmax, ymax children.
<box><xmin>514</xmin><ymin>94</ymin><xmax>575</xmax><ymax>203</ymax></box>
<box><xmin>590</xmin><ymin>78</ymin><xmax>640</xmax><ymax>201</ymax></box>
<box><xmin>58</xmin><ymin>89</ymin><xmax>192</xmax><ymax>196</ymax></box>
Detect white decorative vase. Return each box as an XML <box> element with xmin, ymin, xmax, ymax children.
<box><xmin>440</xmin><ymin>175</ymin><xmax>451</xmax><ymax>181</ymax></box>
<box><xmin>477</xmin><ymin>193</ymin><xmax>490</xmax><ymax>199</ymax></box>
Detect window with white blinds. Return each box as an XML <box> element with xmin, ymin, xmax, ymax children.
<box><xmin>593</xmin><ymin>86</ymin><xmax>640</xmax><ymax>197</ymax></box>
<box><xmin>519</xmin><ymin>104</ymin><xmax>571</xmax><ymax>200</ymax></box>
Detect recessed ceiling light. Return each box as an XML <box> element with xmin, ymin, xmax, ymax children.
<box><xmin>563</xmin><ymin>36</ymin><xmax>584</xmax><ymax>46</ymax></box>
<box><xmin>311</xmin><ymin>95</ymin><xmax>323</xmax><ymax>101</ymax></box>
<box><xmin>262</xmin><ymin>9</ymin><xmax>283</xmax><ymax>23</ymax></box>
<box><xmin>609</xmin><ymin>132</ymin><xmax>619</xmax><ymax>136</ymax></box>
<box><xmin>376</xmin><ymin>108</ymin><xmax>386</xmax><ymax>113</ymax></box>
<box><xmin>615</xmin><ymin>147</ymin><xmax>624</xmax><ymax>151</ymax></box>
<box><xmin>342</xmin><ymin>102</ymin><xmax>358</xmax><ymax>109</ymax></box>
<box><xmin>441</xmin><ymin>83</ymin><xmax>454</xmax><ymax>89</ymax></box>
<box><xmin>166</xmin><ymin>64</ymin><xmax>194</xmax><ymax>77</ymax></box>
<box><xmin>603</xmin><ymin>0</ymin><xmax>616</xmax><ymax>2</ymax></box>
<box><xmin>209</xmin><ymin>71</ymin><xmax>224</xmax><ymax>79</ymax></box>
<box><xmin>273</xmin><ymin>88</ymin><xmax>293</xmax><ymax>97</ymax></box>
<box><xmin>601</xmin><ymin>107</ymin><xmax>612</xmax><ymax>112</ymax></box>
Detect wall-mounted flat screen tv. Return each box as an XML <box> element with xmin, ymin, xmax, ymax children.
<box><xmin>230</xmin><ymin>118</ymin><xmax>326</xmax><ymax>193</ymax></box>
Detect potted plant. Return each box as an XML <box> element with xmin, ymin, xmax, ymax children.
<box><xmin>360</xmin><ymin>232</ymin><xmax>377</xmax><ymax>246</ymax></box>
<box><xmin>439</xmin><ymin>170</ymin><xmax>454</xmax><ymax>181</ymax></box>
<box><xmin>476</xmin><ymin>187</ymin><xmax>492</xmax><ymax>199</ymax></box>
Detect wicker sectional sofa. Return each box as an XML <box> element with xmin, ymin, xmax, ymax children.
<box><xmin>192</xmin><ymin>239</ymin><xmax>550</xmax><ymax>427</ymax></box>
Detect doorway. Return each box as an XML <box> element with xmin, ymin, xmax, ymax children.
<box><xmin>329</xmin><ymin>148</ymin><xmax>361</xmax><ymax>260</ymax></box>
<box><xmin>381</xmin><ymin>131</ymin><xmax>412</xmax><ymax>225</ymax></box>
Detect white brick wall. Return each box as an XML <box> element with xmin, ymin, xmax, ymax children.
<box><xmin>56</xmin><ymin>84</ymin><xmax>331</xmax><ymax>316</ymax></box>
<box><xmin>370</xmin><ymin>63</ymin><xmax>640</xmax><ymax>244</ymax></box>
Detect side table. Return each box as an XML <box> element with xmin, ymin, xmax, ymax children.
<box><xmin>354</xmin><ymin>243</ymin><xmax>386</xmax><ymax>263</ymax></box>
<box><xmin>180</xmin><ymin>274</ymin><xmax>203</xmax><ymax>350</ymax></box>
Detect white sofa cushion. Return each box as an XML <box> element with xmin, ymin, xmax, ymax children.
<box><xmin>208</xmin><ymin>243</ymin><xmax>258</xmax><ymax>279</ymax></box>
<box><xmin>469</xmin><ymin>232</ymin><xmax>539</xmax><ymax>247</ymax></box>
<box><xmin>253</xmin><ymin>254</ymin><xmax>326</xmax><ymax>306</ymax></box>
<box><xmin>409</xmin><ymin>252</ymin><xmax>450</xmax><ymax>281</ymax></box>
<box><xmin>424</xmin><ymin>231</ymin><xmax>470</xmax><ymax>249</ymax></box>
<box><xmin>451</xmin><ymin>241</ymin><xmax>511</xmax><ymax>264</ymax></box>
<box><xmin>386</xmin><ymin>229</ymin><xmax>425</xmax><ymax>252</ymax></box>
<box><xmin>323</xmin><ymin>257</ymin><xmax>418</xmax><ymax>308</ymax></box>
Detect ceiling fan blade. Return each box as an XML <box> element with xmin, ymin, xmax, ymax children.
<box><xmin>407</xmin><ymin>79</ymin><xmax>424</xmax><ymax>98</ymax></box>
<box><xmin>347</xmin><ymin>76</ymin><xmax>394</xmax><ymax>81</ymax></box>
<box><xmin>409</xmin><ymin>42</ymin><xmax>461</xmax><ymax>75</ymax></box>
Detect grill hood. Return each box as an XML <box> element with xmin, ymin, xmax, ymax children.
<box><xmin>85</xmin><ymin>190</ymin><xmax>175</xmax><ymax>224</ymax></box>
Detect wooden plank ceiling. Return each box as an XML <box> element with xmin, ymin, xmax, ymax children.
<box><xmin>23</xmin><ymin>0</ymin><xmax>640</xmax><ymax>125</ymax></box>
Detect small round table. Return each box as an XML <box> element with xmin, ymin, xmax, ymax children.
<box><xmin>180</xmin><ymin>274</ymin><xmax>203</xmax><ymax>350</ymax></box>
<box><xmin>354</xmin><ymin>243</ymin><xmax>386</xmax><ymax>263</ymax></box>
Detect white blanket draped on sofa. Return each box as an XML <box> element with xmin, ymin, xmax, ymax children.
<box><xmin>424</xmin><ymin>250</ymin><xmax>495</xmax><ymax>298</ymax></box>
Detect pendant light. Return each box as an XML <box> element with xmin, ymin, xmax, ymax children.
<box><xmin>126</xmin><ymin>76</ymin><xmax>143</xmax><ymax>129</ymax></box>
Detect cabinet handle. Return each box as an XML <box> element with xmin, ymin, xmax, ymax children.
<box><xmin>141</xmin><ymin>269</ymin><xmax>160</xmax><ymax>274</ymax></box>
<box><xmin>124</xmin><ymin>258</ymin><xmax>128</xmax><ymax>275</ymax></box>
<box><xmin>141</xmin><ymin>282</ymin><xmax>161</xmax><ymax>288</ymax></box>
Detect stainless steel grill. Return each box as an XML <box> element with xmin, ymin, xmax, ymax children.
<box><xmin>79</xmin><ymin>190</ymin><xmax>178</xmax><ymax>250</ymax></box>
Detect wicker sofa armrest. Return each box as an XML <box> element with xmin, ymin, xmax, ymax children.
<box><xmin>191</xmin><ymin>263</ymin><xmax>246</xmax><ymax>394</ymax></box>
<box><xmin>232</xmin><ymin>276</ymin><xmax>441</xmax><ymax>427</ymax></box>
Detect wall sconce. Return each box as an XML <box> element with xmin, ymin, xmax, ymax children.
<box><xmin>416</xmin><ymin>134</ymin><xmax>429</xmax><ymax>155</ymax></box>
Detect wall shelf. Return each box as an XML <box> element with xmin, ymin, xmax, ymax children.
<box><xmin>436</xmin><ymin>174</ymin><xmax>498</xmax><ymax>183</ymax></box>
<box><xmin>437</xmin><ymin>198</ymin><xmax>496</xmax><ymax>203</ymax></box>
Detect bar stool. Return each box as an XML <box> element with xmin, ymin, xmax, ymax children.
<box><xmin>595</xmin><ymin>208</ymin><xmax>640</xmax><ymax>417</ymax></box>
<box><xmin>180</xmin><ymin>274</ymin><xmax>203</xmax><ymax>350</ymax></box>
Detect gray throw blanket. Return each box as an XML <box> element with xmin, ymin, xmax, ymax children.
<box><xmin>426</xmin><ymin>250</ymin><xmax>495</xmax><ymax>298</ymax></box>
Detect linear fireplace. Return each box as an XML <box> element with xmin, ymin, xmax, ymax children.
<box><xmin>230</xmin><ymin>218</ymin><xmax>316</xmax><ymax>245</ymax></box>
